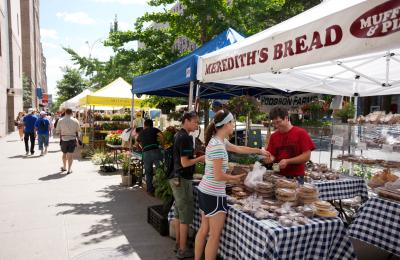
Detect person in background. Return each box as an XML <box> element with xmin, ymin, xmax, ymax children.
<box><xmin>170</xmin><ymin>111</ymin><xmax>205</xmax><ymax>259</ymax></box>
<box><xmin>211</xmin><ymin>100</ymin><xmax>223</xmax><ymax>113</ymax></box>
<box><xmin>56</xmin><ymin>108</ymin><xmax>81</xmax><ymax>174</ymax></box>
<box><xmin>35</xmin><ymin>111</ymin><xmax>51</xmax><ymax>156</ymax></box>
<box><xmin>263</xmin><ymin>106</ymin><xmax>315</xmax><ymax>184</ymax></box>
<box><xmin>137</xmin><ymin>119</ymin><xmax>162</xmax><ymax>195</ymax></box>
<box><xmin>195</xmin><ymin>109</ymin><xmax>268</xmax><ymax>260</ymax></box>
<box><xmin>23</xmin><ymin>108</ymin><xmax>38</xmax><ymax>156</ymax></box>
<box><xmin>15</xmin><ymin>112</ymin><xmax>25</xmax><ymax>140</ymax></box>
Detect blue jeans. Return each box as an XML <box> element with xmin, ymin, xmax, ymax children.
<box><xmin>143</xmin><ymin>149</ymin><xmax>163</xmax><ymax>193</ymax></box>
<box><xmin>37</xmin><ymin>134</ymin><xmax>49</xmax><ymax>151</ymax></box>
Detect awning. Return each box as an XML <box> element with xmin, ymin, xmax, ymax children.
<box><xmin>197</xmin><ymin>0</ymin><xmax>400</xmax><ymax>97</ymax></box>
<box><xmin>79</xmin><ymin>77</ymin><xmax>148</xmax><ymax>107</ymax></box>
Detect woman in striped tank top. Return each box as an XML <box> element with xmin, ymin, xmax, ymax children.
<box><xmin>195</xmin><ymin>109</ymin><xmax>268</xmax><ymax>260</ymax></box>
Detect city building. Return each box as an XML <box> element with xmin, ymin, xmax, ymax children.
<box><xmin>0</xmin><ymin>0</ymin><xmax>23</xmax><ymax>136</ymax></box>
<box><xmin>21</xmin><ymin>0</ymin><xmax>47</xmax><ymax>109</ymax></box>
<box><xmin>0</xmin><ymin>0</ymin><xmax>46</xmax><ymax>137</ymax></box>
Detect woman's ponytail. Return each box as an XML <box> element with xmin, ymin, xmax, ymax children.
<box><xmin>204</xmin><ymin>121</ymin><xmax>216</xmax><ymax>146</ymax></box>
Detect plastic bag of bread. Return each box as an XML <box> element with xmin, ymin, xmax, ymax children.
<box><xmin>244</xmin><ymin>162</ymin><xmax>266</xmax><ymax>189</ymax></box>
<box><xmin>368</xmin><ymin>169</ymin><xmax>399</xmax><ymax>188</ymax></box>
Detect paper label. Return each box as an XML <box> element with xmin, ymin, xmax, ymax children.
<box><xmin>331</xmin><ymin>135</ymin><xmax>344</xmax><ymax>146</ymax></box>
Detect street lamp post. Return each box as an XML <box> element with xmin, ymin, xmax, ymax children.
<box><xmin>85</xmin><ymin>37</ymin><xmax>103</xmax><ymax>59</ymax></box>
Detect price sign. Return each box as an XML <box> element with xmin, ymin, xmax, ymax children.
<box><xmin>331</xmin><ymin>135</ymin><xmax>344</xmax><ymax>147</ymax></box>
<box><xmin>357</xmin><ymin>142</ymin><xmax>367</xmax><ymax>150</ymax></box>
<box><xmin>382</xmin><ymin>144</ymin><xmax>393</xmax><ymax>152</ymax></box>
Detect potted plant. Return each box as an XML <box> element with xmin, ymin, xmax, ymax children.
<box><xmin>334</xmin><ymin>102</ymin><xmax>355</xmax><ymax>123</ymax></box>
<box><xmin>121</xmin><ymin>153</ymin><xmax>134</xmax><ymax>186</ymax></box>
<box><xmin>105</xmin><ymin>131</ymin><xmax>123</xmax><ymax>145</ymax></box>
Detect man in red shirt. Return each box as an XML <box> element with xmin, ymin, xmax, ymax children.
<box><xmin>264</xmin><ymin>106</ymin><xmax>315</xmax><ymax>183</ymax></box>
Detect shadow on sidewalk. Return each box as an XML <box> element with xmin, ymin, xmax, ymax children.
<box><xmin>8</xmin><ymin>154</ymin><xmax>42</xmax><ymax>159</ymax></box>
<box><xmin>47</xmin><ymin>150</ymin><xmax>61</xmax><ymax>153</ymax></box>
<box><xmin>6</xmin><ymin>140</ymin><xmax>21</xmax><ymax>143</ymax></box>
<box><xmin>55</xmin><ymin>185</ymin><xmax>174</xmax><ymax>259</ymax></box>
<box><xmin>8</xmin><ymin>154</ymin><xmax>26</xmax><ymax>159</ymax></box>
<box><xmin>39</xmin><ymin>172</ymin><xmax>68</xmax><ymax>181</ymax></box>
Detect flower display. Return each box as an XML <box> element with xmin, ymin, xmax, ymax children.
<box><xmin>105</xmin><ymin>130</ymin><xmax>123</xmax><ymax>145</ymax></box>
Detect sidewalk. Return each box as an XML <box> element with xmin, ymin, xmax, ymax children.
<box><xmin>0</xmin><ymin>132</ymin><xmax>175</xmax><ymax>260</ymax></box>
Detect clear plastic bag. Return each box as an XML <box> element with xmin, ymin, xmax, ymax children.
<box><xmin>244</xmin><ymin>162</ymin><xmax>266</xmax><ymax>189</ymax></box>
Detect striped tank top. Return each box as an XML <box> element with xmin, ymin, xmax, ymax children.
<box><xmin>198</xmin><ymin>137</ymin><xmax>229</xmax><ymax>196</ymax></box>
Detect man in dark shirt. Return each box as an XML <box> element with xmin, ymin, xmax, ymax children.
<box><xmin>137</xmin><ymin>119</ymin><xmax>162</xmax><ymax>194</ymax></box>
<box><xmin>23</xmin><ymin>108</ymin><xmax>38</xmax><ymax>156</ymax></box>
<box><xmin>170</xmin><ymin>111</ymin><xmax>205</xmax><ymax>259</ymax></box>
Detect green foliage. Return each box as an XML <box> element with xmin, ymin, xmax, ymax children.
<box><xmin>231</xmin><ymin>155</ymin><xmax>258</xmax><ymax>165</ymax></box>
<box><xmin>334</xmin><ymin>102</ymin><xmax>356</xmax><ymax>121</ymax></box>
<box><xmin>339</xmin><ymin>164</ymin><xmax>373</xmax><ymax>180</ymax></box>
<box><xmin>195</xmin><ymin>162</ymin><xmax>205</xmax><ymax>174</ymax></box>
<box><xmin>63</xmin><ymin>0</ymin><xmax>320</xmax><ymax>110</ymax></box>
<box><xmin>226</xmin><ymin>96</ymin><xmax>260</xmax><ymax>120</ymax></box>
<box><xmin>91</xmin><ymin>151</ymin><xmax>113</xmax><ymax>166</ymax></box>
<box><xmin>54</xmin><ymin>67</ymin><xmax>89</xmax><ymax>110</ymax></box>
<box><xmin>22</xmin><ymin>74</ymin><xmax>32</xmax><ymax>109</ymax></box>
<box><xmin>154</xmin><ymin>164</ymin><xmax>173</xmax><ymax>203</ymax></box>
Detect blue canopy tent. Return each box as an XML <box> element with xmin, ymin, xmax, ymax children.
<box><xmin>132</xmin><ymin>28</ymin><xmax>281</xmax><ymax>100</ymax></box>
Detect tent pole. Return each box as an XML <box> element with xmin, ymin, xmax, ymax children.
<box><xmin>194</xmin><ymin>83</ymin><xmax>201</xmax><ymax>112</ymax></box>
<box><xmin>385</xmin><ymin>51</ymin><xmax>390</xmax><ymax>87</ymax></box>
<box><xmin>189</xmin><ymin>81</ymin><xmax>194</xmax><ymax>111</ymax></box>
<box><xmin>353</xmin><ymin>75</ymin><xmax>360</xmax><ymax>119</ymax></box>
<box><xmin>131</xmin><ymin>95</ymin><xmax>135</xmax><ymax>127</ymax></box>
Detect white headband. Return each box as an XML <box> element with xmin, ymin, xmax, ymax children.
<box><xmin>215</xmin><ymin>112</ymin><xmax>234</xmax><ymax>127</ymax></box>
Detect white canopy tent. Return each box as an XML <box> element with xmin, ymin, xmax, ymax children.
<box><xmin>197</xmin><ymin>0</ymin><xmax>400</xmax><ymax>97</ymax></box>
<box><xmin>59</xmin><ymin>89</ymin><xmax>92</xmax><ymax>110</ymax></box>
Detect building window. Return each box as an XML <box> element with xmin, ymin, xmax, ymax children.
<box><xmin>17</xmin><ymin>14</ymin><xmax>19</xmax><ymax>35</ymax></box>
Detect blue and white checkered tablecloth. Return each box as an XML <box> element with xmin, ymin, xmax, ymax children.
<box><xmin>169</xmin><ymin>188</ymin><xmax>356</xmax><ymax>260</ymax></box>
<box><xmin>313</xmin><ymin>176</ymin><xmax>368</xmax><ymax>201</ymax></box>
<box><xmin>348</xmin><ymin>197</ymin><xmax>400</xmax><ymax>256</ymax></box>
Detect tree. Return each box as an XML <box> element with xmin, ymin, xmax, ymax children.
<box><xmin>53</xmin><ymin>67</ymin><xmax>89</xmax><ymax>110</ymax></box>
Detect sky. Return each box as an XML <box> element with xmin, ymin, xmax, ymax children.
<box><xmin>40</xmin><ymin>0</ymin><xmax>166</xmax><ymax>98</ymax></box>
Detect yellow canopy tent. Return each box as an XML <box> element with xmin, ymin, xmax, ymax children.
<box><xmin>79</xmin><ymin>77</ymin><xmax>148</xmax><ymax>108</ymax></box>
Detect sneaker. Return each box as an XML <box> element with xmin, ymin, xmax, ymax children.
<box><xmin>176</xmin><ymin>249</ymin><xmax>194</xmax><ymax>259</ymax></box>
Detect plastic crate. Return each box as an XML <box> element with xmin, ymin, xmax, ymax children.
<box><xmin>147</xmin><ymin>205</ymin><xmax>169</xmax><ymax>236</ymax></box>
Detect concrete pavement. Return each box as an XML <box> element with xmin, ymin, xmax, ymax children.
<box><xmin>0</xmin><ymin>132</ymin><xmax>175</xmax><ymax>260</ymax></box>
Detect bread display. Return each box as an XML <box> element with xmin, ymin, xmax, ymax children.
<box><xmin>297</xmin><ymin>184</ymin><xmax>319</xmax><ymax>204</ymax></box>
<box><xmin>368</xmin><ymin>169</ymin><xmax>399</xmax><ymax>188</ymax></box>
<box><xmin>276</xmin><ymin>179</ymin><xmax>298</xmax><ymax>189</ymax></box>
<box><xmin>314</xmin><ymin>201</ymin><xmax>338</xmax><ymax>218</ymax></box>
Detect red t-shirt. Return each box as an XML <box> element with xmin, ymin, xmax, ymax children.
<box><xmin>267</xmin><ymin>126</ymin><xmax>315</xmax><ymax>177</ymax></box>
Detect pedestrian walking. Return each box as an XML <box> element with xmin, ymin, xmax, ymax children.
<box><xmin>137</xmin><ymin>119</ymin><xmax>162</xmax><ymax>195</ymax></box>
<box><xmin>15</xmin><ymin>112</ymin><xmax>25</xmax><ymax>140</ymax></box>
<box><xmin>23</xmin><ymin>108</ymin><xmax>38</xmax><ymax>156</ymax></box>
<box><xmin>35</xmin><ymin>111</ymin><xmax>51</xmax><ymax>156</ymax></box>
<box><xmin>56</xmin><ymin>108</ymin><xmax>81</xmax><ymax>174</ymax></box>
